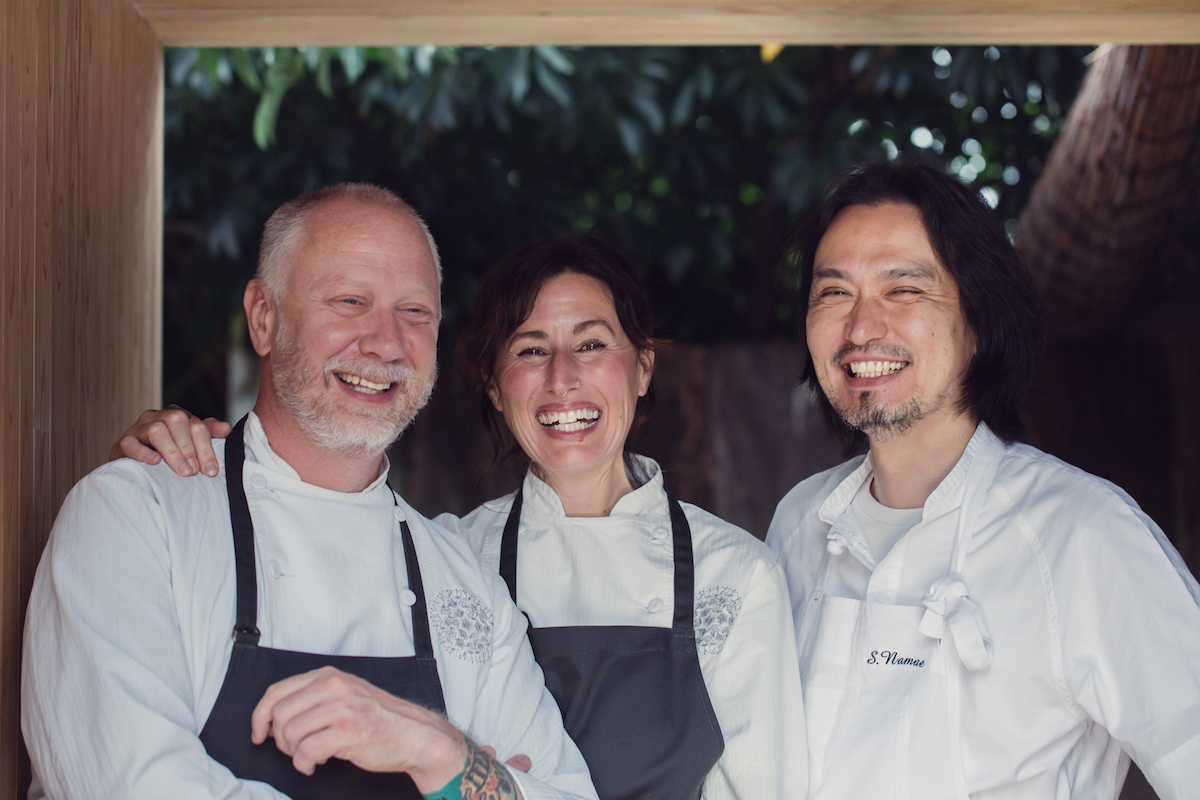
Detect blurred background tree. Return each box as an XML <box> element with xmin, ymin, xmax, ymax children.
<box><xmin>162</xmin><ymin>44</ymin><xmax>1089</xmax><ymax>417</ymax></box>
<box><xmin>161</xmin><ymin>48</ymin><xmax>1199</xmax><ymax>798</ymax></box>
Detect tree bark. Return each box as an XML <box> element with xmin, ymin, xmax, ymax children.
<box><xmin>1017</xmin><ymin>46</ymin><xmax>1200</xmax><ymax>338</ymax></box>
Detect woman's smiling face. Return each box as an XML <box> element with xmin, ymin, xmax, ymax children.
<box><xmin>487</xmin><ymin>271</ymin><xmax>653</xmax><ymax>483</ymax></box>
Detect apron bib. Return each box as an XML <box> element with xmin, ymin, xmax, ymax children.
<box><xmin>801</xmin><ymin>446</ymin><xmax>1003</xmax><ymax>800</ymax></box>
<box><xmin>199</xmin><ymin>417</ymin><xmax>446</xmax><ymax>800</ymax></box>
<box><xmin>500</xmin><ymin>485</ymin><xmax>724</xmax><ymax>800</ymax></box>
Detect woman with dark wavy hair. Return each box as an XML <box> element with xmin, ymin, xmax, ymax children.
<box><xmin>115</xmin><ymin>236</ymin><xmax>806</xmax><ymax>800</ymax></box>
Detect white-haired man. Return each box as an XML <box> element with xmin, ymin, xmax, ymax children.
<box><xmin>22</xmin><ymin>184</ymin><xmax>597</xmax><ymax>800</ymax></box>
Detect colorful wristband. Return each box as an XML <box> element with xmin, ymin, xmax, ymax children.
<box><xmin>420</xmin><ymin>735</ymin><xmax>470</xmax><ymax>800</ymax></box>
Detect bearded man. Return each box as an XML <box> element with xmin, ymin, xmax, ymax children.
<box><xmin>768</xmin><ymin>162</ymin><xmax>1200</xmax><ymax>799</ymax></box>
<box><xmin>22</xmin><ymin>184</ymin><xmax>597</xmax><ymax>800</ymax></box>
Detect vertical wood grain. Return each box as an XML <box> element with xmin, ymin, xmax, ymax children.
<box><xmin>0</xmin><ymin>1</ymin><xmax>162</xmax><ymax>797</ymax></box>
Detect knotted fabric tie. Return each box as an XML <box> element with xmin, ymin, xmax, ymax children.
<box><xmin>919</xmin><ymin>576</ymin><xmax>993</xmax><ymax>671</ymax></box>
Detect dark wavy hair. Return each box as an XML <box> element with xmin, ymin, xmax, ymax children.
<box><xmin>786</xmin><ymin>161</ymin><xmax>1044</xmax><ymax>450</ymax></box>
<box><xmin>457</xmin><ymin>236</ymin><xmax>667</xmax><ymax>480</ymax></box>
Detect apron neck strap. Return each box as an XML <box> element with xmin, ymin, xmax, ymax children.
<box><xmin>225</xmin><ymin>416</ymin><xmax>261</xmax><ymax>645</ymax></box>
<box><xmin>392</xmin><ymin>493</ymin><xmax>437</xmax><ymax>660</ymax></box>
<box><xmin>664</xmin><ymin>485</ymin><xmax>696</xmax><ymax>635</ymax></box>
<box><xmin>499</xmin><ymin>489</ymin><xmax>523</xmax><ymax>604</ymax></box>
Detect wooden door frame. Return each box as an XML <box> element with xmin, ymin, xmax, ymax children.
<box><xmin>4</xmin><ymin>3</ymin><xmax>1199</xmax><ymax>799</ymax></box>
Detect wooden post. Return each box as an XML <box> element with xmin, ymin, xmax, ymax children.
<box><xmin>0</xmin><ymin>1</ymin><xmax>162</xmax><ymax>796</ymax></box>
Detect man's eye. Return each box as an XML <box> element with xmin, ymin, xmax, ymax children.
<box><xmin>340</xmin><ymin>298</ymin><xmax>363</xmax><ymax>306</ymax></box>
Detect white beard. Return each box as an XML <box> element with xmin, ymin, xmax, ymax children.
<box><xmin>270</xmin><ymin>317</ymin><xmax>436</xmax><ymax>457</ymax></box>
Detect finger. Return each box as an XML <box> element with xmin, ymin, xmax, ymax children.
<box><xmin>203</xmin><ymin>417</ymin><xmax>234</xmax><ymax>438</ymax></box>
<box><xmin>290</xmin><ymin>725</ymin><xmax>343</xmax><ymax>776</ymax></box>
<box><xmin>273</xmin><ymin>689</ymin><xmax>357</xmax><ymax>762</ymax></box>
<box><xmin>111</xmin><ymin>434</ymin><xmax>163</xmax><ymax>466</ymax></box>
<box><xmin>505</xmin><ymin>753</ymin><xmax>532</xmax><ymax>773</ymax></box>
<box><xmin>145</xmin><ymin>421</ymin><xmax>198</xmax><ymax>477</ymax></box>
<box><xmin>162</xmin><ymin>410</ymin><xmax>204</xmax><ymax>476</ymax></box>
<box><xmin>251</xmin><ymin>667</ymin><xmax>344</xmax><ymax>746</ymax></box>
<box><xmin>191</xmin><ymin>417</ymin><xmax>224</xmax><ymax>477</ymax></box>
<box><xmin>482</xmin><ymin>745</ymin><xmax>498</xmax><ymax>759</ymax></box>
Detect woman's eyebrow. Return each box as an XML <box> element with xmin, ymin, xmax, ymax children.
<box><xmin>573</xmin><ymin>319</ymin><xmax>615</xmax><ymax>335</ymax></box>
<box><xmin>509</xmin><ymin>330</ymin><xmax>548</xmax><ymax>342</ymax></box>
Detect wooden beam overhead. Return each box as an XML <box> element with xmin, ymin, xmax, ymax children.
<box><xmin>135</xmin><ymin>0</ymin><xmax>1200</xmax><ymax>48</ymax></box>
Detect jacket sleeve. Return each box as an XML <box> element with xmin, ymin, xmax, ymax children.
<box><xmin>21</xmin><ymin>465</ymin><xmax>287</xmax><ymax>800</ymax></box>
<box><xmin>462</xmin><ymin>567</ymin><xmax>599</xmax><ymax>800</ymax></box>
<box><xmin>1048</xmin><ymin>486</ymin><xmax>1200</xmax><ymax>800</ymax></box>
<box><xmin>697</xmin><ymin>555</ymin><xmax>808</xmax><ymax>800</ymax></box>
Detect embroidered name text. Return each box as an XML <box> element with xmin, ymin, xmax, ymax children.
<box><xmin>867</xmin><ymin>650</ymin><xmax>925</xmax><ymax>668</ymax></box>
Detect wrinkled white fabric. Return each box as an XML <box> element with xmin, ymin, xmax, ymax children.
<box><xmin>437</xmin><ymin>456</ymin><xmax>808</xmax><ymax>800</ymax></box>
<box><xmin>769</xmin><ymin>423</ymin><xmax>1200</xmax><ymax>800</ymax></box>
<box><xmin>23</xmin><ymin>413</ymin><xmax>596</xmax><ymax>800</ymax></box>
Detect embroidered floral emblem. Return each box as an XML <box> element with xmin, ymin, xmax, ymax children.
<box><xmin>430</xmin><ymin>589</ymin><xmax>493</xmax><ymax>663</ymax></box>
<box><xmin>694</xmin><ymin>586</ymin><xmax>742</xmax><ymax>656</ymax></box>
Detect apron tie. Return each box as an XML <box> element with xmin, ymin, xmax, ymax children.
<box><xmin>919</xmin><ymin>575</ymin><xmax>993</xmax><ymax>671</ymax></box>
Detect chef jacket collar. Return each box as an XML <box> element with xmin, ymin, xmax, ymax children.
<box><xmin>817</xmin><ymin>422</ymin><xmax>1002</xmax><ymax>528</ymax></box>
<box><xmin>240</xmin><ymin>411</ymin><xmax>393</xmax><ymax>494</ymax></box>
<box><xmin>519</xmin><ymin>454</ymin><xmax>669</xmax><ymax>525</ymax></box>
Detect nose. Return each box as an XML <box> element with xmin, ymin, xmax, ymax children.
<box><xmin>846</xmin><ymin>296</ymin><xmax>888</xmax><ymax>346</ymax></box>
<box><xmin>359</xmin><ymin>310</ymin><xmax>406</xmax><ymax>363</ymax></box>
<box><xmin>545</xmin><ymin>351</ymin><xmax>579</xmax><ymax>397</ymax></box>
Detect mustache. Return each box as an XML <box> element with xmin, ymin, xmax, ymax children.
<box><xmin>830</xmin><ymin>342</ymin><xmax>913</xmax><ymax>368</ymax></box>
<box><xmin>324</xmin><ymin>355</ymin><xmax>419</xmax><ymax>386</ymax></box>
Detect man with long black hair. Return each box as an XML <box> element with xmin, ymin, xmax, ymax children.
<box><xmin>768</xmin><ymin>161</ymin><xmax>1200</xmax><ymax>799</ymax></box>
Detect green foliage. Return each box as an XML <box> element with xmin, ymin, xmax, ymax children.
<box><xmin>163</xmin><ymin>44</ymin><xmax>1089</xmax><ymax>417</ymax></box>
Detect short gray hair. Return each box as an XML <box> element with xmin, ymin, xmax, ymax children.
<box><xmin>256</xmin><ymin>183</ymin><xmax>442</xmax><ymax>304</ymax></box>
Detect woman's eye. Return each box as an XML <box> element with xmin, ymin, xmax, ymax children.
<box><xmin>517</xmin><ymin>347</ymin><xmax>547</xmax><ymax>357</ymax></box>
<box><xmin>579</xmin><ymin>340</ymin><xmax>606</xmax><ymax>352</ymax></box>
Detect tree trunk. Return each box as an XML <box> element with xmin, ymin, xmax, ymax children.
<box><xmin>1017</xmin><ymin>48</ymin><xmax>1200</xmax><ymax>800</ymax></box>
<box><xmin>1017</xmin><ymin>46</ymin><xmax>1200</xmax><ymax>338</ymax></box>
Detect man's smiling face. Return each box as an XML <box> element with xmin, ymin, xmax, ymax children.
<box><xmin>805</xmin><ymin>202</ymin><xmax>976</xmax><ymax>442</ymax></box>
<box><xmin>264</xmin><ymin>198</ymin><xmax>440</xmax><ymax>456</ymax></box>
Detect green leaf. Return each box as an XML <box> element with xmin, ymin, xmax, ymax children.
<box><xmin>372</xmin><ymin>47</ymin><xmax>411</xmax><ymax>82</ymax></box>
<box><xmin>253</xmin><ymin>48</ymin><xmax>306</xmax><ymax>150</ymax></box>
<box><xmin>535</xmin><ymin>45</ymin><xmax>575</xmax><ymax>75</ymax></box>
<box><xmin>535</xmin><ymin>59</ymin><xmax>572</xmax><ymax>108</ymax></box>
<box><xmin>316</xmin><ymin>51</ymin><xmax>334</xmax><ymax>98</ymax></box>
<box><xmin>339</xmin><ymin>47</ymin><xmax>365</xmax><ymax>84</ymax></box>
<box><xmin>229</xmin><ymin>49</ymin><xmax>262</xmax><ymax>92</ymax></box>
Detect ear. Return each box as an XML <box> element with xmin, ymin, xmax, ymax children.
<box><xmin>636</xmin><ymin>348</ymin><xmax>655</xmax><ymax>398</ymax></box>
<box><xmin>244</xmin><ymin>279</ymin><xmax>277</xmax><ymax>357</ymax></box>
<box><xmin>485</xmin><ymin>374</ymin><xmax>504</xmax><ymax>412</ymax></box>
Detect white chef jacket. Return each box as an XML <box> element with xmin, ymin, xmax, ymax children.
<box><xmin>436</xmin><ymin>456</ymin><xmax>808</xmax><ymax>800</ymax></box>
<box><xmin>767</xmin><ymin>423</ymin><xmax>1200</xmax><ymax>799</ymax></box>
<box><xmin>22</xmin><ymin>413</ymin><xmax>596</xmax><ymax>800</ymax></box>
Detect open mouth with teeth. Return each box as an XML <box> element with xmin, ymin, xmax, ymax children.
<box><xmin>847</xmin><ymin>360</ymin><xmax>908</xmax><ymax>379</ymax></box>
<box><xmin>536</xmin><ymin>408</ymin><xmax>601</xmax><ymax>433</ymax></box>
<box><xmin>335</xmin><ymin>372</ymin><xmax>394</xmax><ymax>395</ymax></box>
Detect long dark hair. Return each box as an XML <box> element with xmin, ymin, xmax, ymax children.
<box><xmin>786</xmin><ymin>161</ymin><xmax>1044</xmax><ymax>450</ymax></box>
<box><xmin>457</xmin><ymin>236</ymin><xmax>668</xmax><ymax>480</ymax></box>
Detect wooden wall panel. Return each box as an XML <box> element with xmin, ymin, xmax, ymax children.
<box><xmin>1</xmin><ymin>0</ymin><xmax>41</xmax><ymax>791</ymax></box>
<box><xmin>0</xmin><ymin>2</ymin><xmax>162</xmax><ymax>798</ymax></box>
<box><xmin>137</xmin><ymin>0</ymin><xmax>1200</xmax><ymax>46</ymax></box>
